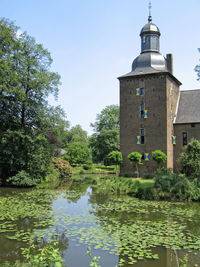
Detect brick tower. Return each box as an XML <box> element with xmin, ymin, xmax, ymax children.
<box><xmin>119</xmin><ymin>14</ymin><xmax>181</xmax><ymax>176</ymax></box>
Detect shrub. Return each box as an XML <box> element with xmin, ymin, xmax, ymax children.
<box><xmin>127</xmin><ymin>152</ymin><xmax>142</xmax><ymax>177</ymax></box>
<box><xmin>106</xmin><ymin>151</ymin><xmax>123</xmax><ymax>167</ymax></box>
<box><xmin>171</xmin><ymin>175</ymin><xmax>200</xmax><ymax>201</ymax></box>
<box><xmin>52</xmin><ymin>157</ymin><xmax>72</xmax><ymax>178</ymax></box>
<box><xmin>7</xmin><ymin>171</ymin><xmax>38</xmax><ymax>187</ymax></box>
<box><xmin>37</xmin><ymin>164</ymin><xmax>60</xmax><ymax>189</ymax></box>
<box><xmin>153</xmin><ymin>167</ymin><xmax>200</xmax><ymax>200</ymax></box>
<box><xmin>154</xmin><ymin>167</ymin><xmax>176</xmax><ymax>194</ymax></box>
<box><xmin>65</xmin><ymin>141</ymin><xmax>92</xmax><ymax>165</ymax></box>
<box><xmin>0</xmin><ymin>130</ymin><xmax>51</xmax><ymax>182</ymax></box>
<box><xmin>136</xmin><ymin>186</ymin><xmax>156</xmax><ymax>200</ymax></box>
<box><xmin>152</xmin><ymin>150</ymin><xmax>167</xmax><ymax>167</ymax></box>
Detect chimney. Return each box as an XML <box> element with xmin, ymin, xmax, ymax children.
<box><xmin>166</xmin><ymin>54</ymin><xmax>173</xmax><ymax>74</ymax></box>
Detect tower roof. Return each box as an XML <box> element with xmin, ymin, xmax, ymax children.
<box><xmin>131</xmin><ymin>52</ymin><xmax>167</xmax><ymax>74</ymax></box>
<box><xmin>140</xmin><ymin>22</ymin><xmax>160</xmax><ymax>36</ymax></box>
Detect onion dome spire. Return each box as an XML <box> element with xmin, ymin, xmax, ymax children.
<box><xmin>131</xmin><ymin>3</ymin><xmax>167</xmax><ymax>72</ymax></box>
<box><xmin>148</xmin><ymin>1</ymin><xmax>152</xmax><ymax>23</ymax></box>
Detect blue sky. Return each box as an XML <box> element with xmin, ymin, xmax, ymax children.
<box><xmin>1</xmin><ymin>0</ymin><xmax>200</xmax><ymax>134</ymax></box>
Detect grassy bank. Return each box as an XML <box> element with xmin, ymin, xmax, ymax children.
<box><xmin>72</xmin><ymin>164</ymin><xmax>118</xmax><ymax>175</ymax></box>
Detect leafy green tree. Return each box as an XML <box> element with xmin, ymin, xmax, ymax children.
<box><xmin>128</xmin><ymin>152</ymin><xmax>142</xmax><ymax>177</ymax></box>
<box><xmin>0</xmin><ymin>19</ymin><xmax>60</xmax><ymax>132</ymax></box>
<box><xmin>65</xmin><ymin>142</ymin><xmax>92</xmax><ymax>165</ymax></box>
<box><xmin>62</xmin><ymin>125</ymin><xmax>88</xmax><ymax>148</ymax></box>
<box><xmin>179</xmin><ymin>139</ymin><xmax>200</xmax><ymax>179</ymax></box>
<box><xmin>0</xmin><ymin>18</ymin><xmax>62</xmax><ymax>185</ymax></box>
<box><xmin>106</xmin><ymin>151</ymin><xmax>123</xmax><ymax>170</ymax></box>
<box><xmin>0</xmin><ymin>130</ymin><xmax>51</xmax><ymax>183</ymax></box>
<box><xmin>152</xmin><ymin>150</ymin><xmax>167</xmax><ymax>168</ymax></box>
<box><xmin>42</xmin><ymin>106</ymin><xmax>69</xmax><ymax>154</ymax></box>
<box><xmin>91</xmin><ymin>105</ymin><xmax>119</xmax><ymax>132</ymax></box>
<box><xmin>90</xmin><ymin>105</ymin><xmax>119</xmax><ymax>163</ymax></box>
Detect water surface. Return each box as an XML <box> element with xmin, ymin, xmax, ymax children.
<box><xmin>0</xmin><ymin>181</ymin><xmax>200</xmax><ymax>266</ymax></box>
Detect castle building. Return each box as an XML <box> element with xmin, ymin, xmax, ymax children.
<box><xmin>118</xmin><ymin>13</ymin><xmax>200</xmax><ymax>175</ymax></box>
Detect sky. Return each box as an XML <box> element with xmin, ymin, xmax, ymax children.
<box><xmin>1</xmin><ymin>0</ymin><xmax>200</xmax><ymax>135</ymax></box>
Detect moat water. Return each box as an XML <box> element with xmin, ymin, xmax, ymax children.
<box><xmin>0</xmin><ymin>177</ymin><xmax>200</xmax><ymax>267</ymax></box>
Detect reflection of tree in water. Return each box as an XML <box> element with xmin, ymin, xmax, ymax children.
<box><xmin>64</xmin><ymin>181</ymin><xmax>90</xmax><ymax>203</ymax></box>
<box><xmin>0</xmin><ymin>189</ymin><xmax>68</xmax><ymax>265</ymax></box>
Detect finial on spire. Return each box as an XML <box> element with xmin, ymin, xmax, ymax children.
<box><xmin>148</xmin><ymin>1</ymin><xmax>152</xmax><ymax>23</ymax></box>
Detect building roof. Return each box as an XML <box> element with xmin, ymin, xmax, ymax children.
<box><xmin>118</xmin><ymin>69</ymin><xmax>182</xmax><ymax>86</ymax></box>
<box><xmin>140</xmin><ymin>22</ymin><xmax>160</xmax><ymax>36</ymax></box>
<box><xmin>175</xmin><ymin>90</ymin><xmax>200</xmax><ymax>124</ymax></box>
<box><xmin>132</xmin><ymin>52</ymin><xmax>167</xmax><ymax>73</ymax></box>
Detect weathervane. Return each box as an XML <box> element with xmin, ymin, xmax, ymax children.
<box><xmin>148</xmin><ymin>1</ymin><xmax>152</xmax><ymax>22</ymax></box>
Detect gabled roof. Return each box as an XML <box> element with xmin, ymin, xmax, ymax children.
<box><xmin>175</xmin><ymin>89</ymin><xmax>200</xmax><ymax>124</ymax></box>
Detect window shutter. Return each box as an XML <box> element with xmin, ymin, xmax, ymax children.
<box><xmin>144</xmin><ymin>153</ymin><xmax>150</xmax><ymax>161</ymax></box>
<box><xmin>172</xmin><ymin>136</ymin><xmax>176</xmax><ymax>145</ymax></box>
<box><xmin>136</xmin><ymin>136</ymin><xmax>141</xmax><ymax>144</ymax></box>
<box><xmin>144</xmin><ymin>110</ymin><xmax>149</xmax><ymax>119</ymax></box>
<box><xmin>136</xmin><ymin>88</ymin><xmax>140</xmax><ymax>96</ymax></box>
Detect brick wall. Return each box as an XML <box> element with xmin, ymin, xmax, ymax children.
<box><xmin>119</xmin><ymin>72</ymin><xmax>180</xmax><ymax>176</ymax></box>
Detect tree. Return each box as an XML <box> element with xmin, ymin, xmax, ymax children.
<box><xmin>42</xmin><ymin>106</ymin><xmax>69</xmax><ymax>154</ymax></box>
<box><xmin>195</xmin><ymin>48</ymin><xmax>200</xmax><ymax>80</ymax></box>
<box><xmin>106</xmin><ymin>151</ymin><xmax>123</xmax><ymax>170</ymax></box>
<box><xmin>127</xmin><ymin>152</ymin><xmax>142</xmax><ymax>178</ymax></box>
<box><xmin>152</xmin><ymin>150</ymin><xmax>167</xmax><ymax>168</ymax></box>
<box><xmin>0</xmin><ymin>19</ymin><xmax>60</xmax><ymax>132</ymax></box>
<box><xmin>65</xmin><ymin>142</ymin><xmax>92</xmax><ymax>165</ymax></box>
<box><xmin>179</xmin><ymin>139</ymin><xmax>200</xmax><ymax>179</ymax></box>
<box><xmin>90</xmin><ymin>105</ymin><xmax>119</xmax><ymax>163</ymax></box>
<box><xmin>0</xmin><ymin>130</ymin><xmax>51</xmax><ymax>183</ymax></box>
<box><xmin>0</xmin><ymin>18</ymin><xmax>61</xmax><ymax>185</ymax></box>
<box><xmin>62</xmin><ymin>125</ymin><xmax>88</xmax><ymax>148</ymax></box>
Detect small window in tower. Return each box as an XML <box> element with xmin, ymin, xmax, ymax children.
<box><xmin>183</xmin><ymin>132</ymin><xmax>187</xmax><ymax>146</ymax></box>
<box><xmin>140</xmin><ymin>88</ymin><xmax>144</xmax><ymax>96</ymax></box>
<box><xmin>140</xmin><ymin>128</ymin><xmax>145</xmax><ymax>144</ymax></box>
<box><xmin>141</xmin><ymin>153</ymin><xmax>145</xmax><ymax>160</ymax></box>
<box><xmin>140</xmin><ymin>103</ymin><xmax>145</xmax><ymax>119</ymax></box>
<box><xmin>191</xmin><ymin>123</ymin><xmax>196</xmax><ymax>128</ymax></box>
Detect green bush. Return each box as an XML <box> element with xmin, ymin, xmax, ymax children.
<box><xmin>179</xmin><ymin>139</ymin><xmax>200</xmax><ymax>179</ymax></box>
<box><xmin>153</xmin><ymin>167</ymin><xmax>200</xmax><ymax>200</ymax></box>
<box><xmin>37</xmin><ymin>164</ymin><xmax>60</xmax><ymax>189</ymax></box>
<box><xmin>106</xmin><ymin>151</ymin><xmax>122</xmax><ymax>166</ymax></box>
<box><xmin>152</xmin><ymin>150</ymin><xmax>167</xmax><ymax>167</ymax></box>
<box><xmin>7</xmin><ymin>171</ymin><xmax>38</xmax><ymax>187</ymax></box>
<box><xmin>127</xmin><ymin>152</ymin><xmax>142</xmax><ymax>177</ymax></box>
<box><xmin>154</xmin><ymin>167</ymin><xmax>176</xmax><ymax>194</ymax></box>
<box><xmin>171</xmin><ymin>175</ymin><xmax>200</xmax><ymax>201</ymax></box>
<box><xmin>136</xmin><ymin>186</ymin><xmax>156</xmax><ymax>200</ymax></box>
<box><xmin>0</xmin><ymin>130</ymin><xmax>51</xmax><ymax>182</ymax></box>
<box><xmin>52</xmin><ymin>157</ymin><xmax>72</xmax><ymax>178</ymax></box>
<box><xmin>64</xmin><ymin>141</ymin><xmax>92</xmax><ymax>165</ymax></box>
